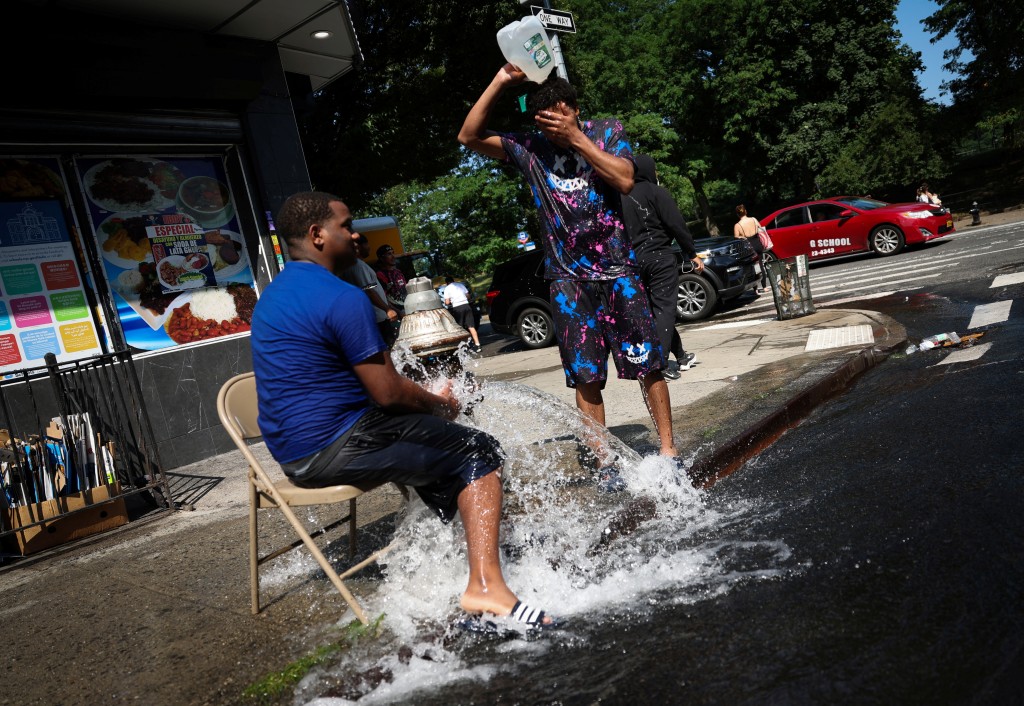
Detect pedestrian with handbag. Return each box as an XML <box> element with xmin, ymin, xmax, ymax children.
<box><xmin>734</xmin><ymin>204</ymin><xmax>773</xmax><ymax>293</ymax></box>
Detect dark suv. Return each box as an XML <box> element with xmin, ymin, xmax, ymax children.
<box><xmin>486</xmin><ymin>237</ymin><xmax>760</xmax><ymax>348</ymax></box>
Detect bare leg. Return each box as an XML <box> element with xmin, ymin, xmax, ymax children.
<box><xmin>575</xmin><ymin>380</ymin><xmax>616</xmax><ymax>465</ymax></box>
<box><xmin>640</xmin><ymin>371</ymin><xmax>678</xmax><ymax>456</ymax></box>
<box><xmin>467</xmin><ymin>326</ymin><xmax>481</xmax><ymax>348</ymax></box>
<box><xmin>457</xmin><ymin>469</ymin><xmax>519</xmax><ymax>617</ymax></box>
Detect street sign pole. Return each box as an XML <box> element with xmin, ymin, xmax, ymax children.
<box><xmin>547</xmin><ymin>4</ymin><xmax>568</xmax><ymax>81</ymax></box>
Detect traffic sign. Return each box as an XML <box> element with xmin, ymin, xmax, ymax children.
<box><xmin>530</xmin><ymin>5</ymin><xmax>576</xmax><ymax>33</ymax></box>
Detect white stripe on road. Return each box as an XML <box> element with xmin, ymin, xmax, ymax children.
<box><xmin>968</xmin><ymin>300</ymin><xmax>1013</xmax><ymax>329</ymax></box>
<box><xmin>813</xmin><ymin>268</ymin><xmax>948</xmax><ymax>290</ymax></box>
<box><xmin>810</xmin><ymin>257</ymin><xmax>962</xmax><ymax>283</ymax></box>
<box><xmin>932</xmin><ymin>343</ymin><xmax>993</xmax><ymax>366</ymax></box>
<box><xmin>991</xmin><ymin>272</ymin><xmax>1024</xmax><ymax>288</ymax></box>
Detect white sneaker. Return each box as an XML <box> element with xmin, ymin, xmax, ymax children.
<box><xmin>678</xmin><ymin>352</ymin><xmax>697</xmax><ymax>371</ymax></box>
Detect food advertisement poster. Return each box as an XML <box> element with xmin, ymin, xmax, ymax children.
<box><xmin>0</xmin><ymin>158</ymin><xmax>104</xmax><ymax>375</ymax></box>
<box><xmin>75</xmin><ymin>156</ymin><xmax>257</xmax><ymax>351</ymax></box>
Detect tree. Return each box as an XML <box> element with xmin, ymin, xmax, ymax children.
<box><xmin>299</xmin><ymin>0</ymin><xmax>526</xmax><ymax>213</ymax></box>
<box><xmin>923</xmin><ymin>0</ymin><xmax>1024</xmax><ymax>115</ymax></box>
<box><xmin>377</xmin><ymin>157</ymin><xmax>538</xmax><ymax>282</ymax></box>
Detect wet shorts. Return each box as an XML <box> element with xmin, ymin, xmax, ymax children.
<box><xmin>281</xmin><ymin>408</ymin><xmax>503</xmax><ymax>523</ymax></box>
<box><xmin>549</xmin><ymin>275</ymin><xmax>663</xmax><ymax>388</ymax></box>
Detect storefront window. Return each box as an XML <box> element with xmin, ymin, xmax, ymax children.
<box><xmin>74</xmin><ymin>155</ymin><xmax>257</xmax><ymax>352</ymax></box>
<box><xmin>0</xmin><ymin>157</ymin><xmax>104</xmax><ymax>375</ymax></box>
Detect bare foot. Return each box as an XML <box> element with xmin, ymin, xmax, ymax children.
<box><xmin>460</xmin><ymin>590</ymin><xmax>557</xmax><ymax>626</ymax></box>
<box><xmin>460</xmin><ymin>588</ymin><xmax>518</xmax><ymax>617</ymax></box>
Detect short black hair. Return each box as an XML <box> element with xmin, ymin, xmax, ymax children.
<box><xmin>276</xmin><ymin>191</ymin><xmax>341</xmax><ymax>246</ymax></box>
<box><xmin>376</xmin><ymin>244</ymin><xmax>394</xmax><ymax>258</ymax></box>
<box><xmin>527</xmin><ymin>75</ymin><xmax>578</xmax><ymax>117</ymax></box>
<box><xmin>445</xmin><ymin>275</ymin><xmax>454</xmax><ymax>283</ymax></box>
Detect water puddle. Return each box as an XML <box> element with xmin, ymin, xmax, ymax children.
<box><xmin>260</xmin><ymin>348</ymin><xmax>796</xmax><ymax>703</ymax></box>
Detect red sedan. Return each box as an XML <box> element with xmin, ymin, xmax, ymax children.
<box><xmin>760</xmin><ymin>196</ymin><xmax>955</xmax><ymax>262</ymax></box>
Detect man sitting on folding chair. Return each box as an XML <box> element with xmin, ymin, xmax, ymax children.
<box><xmin>250</xmin><ymin>191</ymin><xmax>558</xmax><ymax>633</ymax></box>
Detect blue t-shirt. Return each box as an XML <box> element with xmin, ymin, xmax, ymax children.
<box><xmin>501</xmin><ymin>119</ymin><xmax>637</xmax><ymax>281</ymax></box>
<box><xmin>250</xmin><ymin>261</ymin><xmax>387</xmax><ymax>463</ymax></box>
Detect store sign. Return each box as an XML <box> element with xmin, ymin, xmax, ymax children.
<box><xmin>0</xmin><ymin>157</ymin><xmax>103</xmax><ymax>375</ymax></box>
<box><xmin>75</xmin><ymin>156</ymin><xmax>257</xmax><ymax>352</ymax></box>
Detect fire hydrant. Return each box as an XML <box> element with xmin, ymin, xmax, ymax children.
<box><xmin>970</xmin><ymin>201</ymin><xmax>981</xmax><ymax>226</ymax></box>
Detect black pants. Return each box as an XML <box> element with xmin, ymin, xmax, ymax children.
<box><xmin>638</xmin><ymin>255</ymin><xmax>684</xmax><ymax>364</ymax></box>
<box><xmin>747</xmin><ymin>236</ymin><xmax>769</xmax><ymax>288</ymax></box>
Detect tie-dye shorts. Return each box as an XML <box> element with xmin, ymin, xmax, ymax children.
<box><xmin>549</xmin><ymin>275</ymin><xmax>664</xmax><ymax>388</ymax></box>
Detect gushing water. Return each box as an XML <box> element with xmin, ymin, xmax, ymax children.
<box><xmin>264</xmin><ymin>349</ymin><xmax>794</xmax><ymax>703</ymax></box>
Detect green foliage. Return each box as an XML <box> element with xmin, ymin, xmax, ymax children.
<box><xmin>371</xmin><ymin>157</ymin><xmax>536</xmax><ymax>282</ymax></box>
<box><xmin>242</xmin><ymin>616</ymin><xmax>385</xmax><ymax>703</ymax></box>
<box><xmin>923</xmin><ymin>0</ymin><xmax>1024</xmax><ymax>113</ymax></box>
<box><xmin>299</xmin><ymin>0</ymin><xmax>984</xmax><ymax>272</ymax></box>
<box><xmin>817</xmin><ymin>97</ymin><xmax>948</xmax><ymax>195</ymax></box>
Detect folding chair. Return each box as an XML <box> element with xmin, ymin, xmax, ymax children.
<box><xmin>216</xmin><ymin>372</ymin><xmax>403</xmax><ymax>624</ymax></box>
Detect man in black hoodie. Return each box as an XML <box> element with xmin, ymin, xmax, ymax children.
<box><xmin>622</xmin><ymin>155</ymin><xmax>704</xmax><ymax>379</ymax></box>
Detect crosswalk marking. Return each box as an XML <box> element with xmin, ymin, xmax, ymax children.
<box><xmin>806</xmin><ymin>257</ymin><xmax>958</xmax><ymax>284</ymax></box>
<box><xmin>805</xmin><ymin>325</ymin><xmax>874</xmax><ymax>351</ymax></box>
<box><xmin>713</xmin><ymin>228</ymin><xmax>1024</xmax><ymax>324</ymax></box>
<box><xmin>991</xmin><ymin>272</ymin><xmax>1024</xmax><ymax>288</ymax></box>
<box><xmin>813</xmin><ymin>271</ymin><xmax>943</xmax><ymax>290</ymax></box>
<box><xmin>933</xmin><ymin>343</ymin><xmax>993</xmax><ymax>366</ymax></box>
<box><xmin>968</xmin><ymin>300</ymin><xmax>1013</xmax><ymax>329</ymax></box>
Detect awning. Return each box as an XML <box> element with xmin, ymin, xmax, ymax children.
<box><xmin>35</xmin><ymin>0</ymin><xmax>362</xmax><ymax>91</ymax></box>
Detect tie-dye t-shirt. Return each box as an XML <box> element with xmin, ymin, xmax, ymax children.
<box><xmin>500</xmin><ymin>119</ymin><xmax>637</xmax><ymax>281</ymax></box>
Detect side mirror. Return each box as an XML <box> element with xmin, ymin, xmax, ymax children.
<box><xmin>839</xmin><ymin>210</ymin><xmax>854</xmax><ymax>219</ymax></box>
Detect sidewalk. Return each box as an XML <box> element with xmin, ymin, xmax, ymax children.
<box><xmin>1</xmin><ymin>307</ymin><xmax>906</xmax><ymax>706</ymax></box>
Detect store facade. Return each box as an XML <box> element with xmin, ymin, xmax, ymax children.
<box><xmin>2</xmin><ymin>0</ymin><xmax>360</xmax><ymax>469</ymax></box>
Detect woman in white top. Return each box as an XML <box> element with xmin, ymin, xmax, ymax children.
<box><xmin>920</xmin><ymin>182</ymin><xmax>942</xmax><ymax>206</ymax></box>
<box><xmin>734</xmin><ymin>204</ymin><xmax>770</xmax><ymax>292</ymax></box>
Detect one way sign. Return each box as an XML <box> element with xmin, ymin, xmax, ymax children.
<box><xmin>530</xmin><ymin>5</ymin><xmax>577</xmax><ymax>33</ymax></box>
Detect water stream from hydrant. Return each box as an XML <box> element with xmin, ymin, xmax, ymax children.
<box><xmin>265</xmin><ymin>347</ymin><xmax>795</xmax><ymax>704</ymax></box>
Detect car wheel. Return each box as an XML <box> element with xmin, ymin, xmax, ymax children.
<box><xmin>761</xmin><ymin>250</ymin><xmax>778</xmax><ymax>266</ymax></box>
<box><xmin>516</xmin><ymin>306</ymin><xmax>555</xmax><ymax>348</ymax></box>
<box><xmin>675</xmin><ymin>274</ymin><xmax>718</xmax><ymax>321</ymax></box>
<box><xmin>870</xmin><ymin>225</ymin><xmax>905</xmax><ymax>256</ymax></box>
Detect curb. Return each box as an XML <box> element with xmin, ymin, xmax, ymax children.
<box><xmin>687</xmin><ymin>312</ymin><xmax>907</xmax><ymax>487</ymax></box>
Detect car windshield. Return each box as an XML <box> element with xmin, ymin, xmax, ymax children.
<box><xmin>834</xmin><ymin>196</ymin><xmax>888</xmax><ymax>210</ymax></box>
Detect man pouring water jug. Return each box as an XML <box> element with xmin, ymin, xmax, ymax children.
<box><xmin>459</xmin><ymin>59</ymin><xmax>680</xmax><ymax>492</ymax></box>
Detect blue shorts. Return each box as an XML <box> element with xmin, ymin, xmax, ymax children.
<box><xmin>282</xmin><ymin>408</ymin><xmax>503</xmax><ymax>523</ymax></box>
<box><xmin>549</xmin><ymin>275</ymin><xmax>663</xmax><ymax>388</ymax></box>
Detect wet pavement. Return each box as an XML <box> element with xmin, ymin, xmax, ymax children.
<box><xmin>0</xmin><ymin>303</ymin><xmax>914</xmax><ymax>705</ymax></box>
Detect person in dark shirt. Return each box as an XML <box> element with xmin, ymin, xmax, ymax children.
<box><xmin>622</xmin><ymin>155</ymin><xmax>704</xmax><ymax>379</ymax></box>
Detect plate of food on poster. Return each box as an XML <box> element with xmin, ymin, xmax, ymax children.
<box><xmin>113</xmin><ymin>264</ymin><xmax>187</xmax><ymax>330</ymax></box>
<box><xmin>203</xmin><ymin>229</ymin><xmax>249</xmax><ymax>279</ymax></box>
<box><xmin>163</xmin><ymin>284</ymin><xmax>257</xmax><ymax>345</ymax></box>
<box><xmin>0</xmin><ymin>158</ymin><xmax>66</xmax><ymax>200</ymax></box>
<box><xmin>96</xmin><ymin>213</ymin><xmax>159</xmax><ymax>269</ymax></box>
<box><xmin>155</xmin><ymin>253</ymin><xmax>211</xmax><ymax>291</ymax></box>
<box><xmin>83</xmin><ymin>157</ymin><xmax>185</xmax><ymax>213</ymax></box>
<box><xmin>176</xmin><ymin>175</ymin><xmax>234</xmax><ymax>228</ymax></box>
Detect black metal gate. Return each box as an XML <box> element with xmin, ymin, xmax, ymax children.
<box><xmin>1</xmin><ymin>350</ymin><xmax>172</xmax><ymax>557</ymax></box>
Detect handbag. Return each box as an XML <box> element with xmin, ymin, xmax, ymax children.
<box><xmin>756</xmin><ymin>224</ymin><xmax>774</xmax><ymax>251</ymax></box>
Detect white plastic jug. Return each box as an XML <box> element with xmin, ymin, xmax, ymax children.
<box><xmin>496</xmin><ymin>15</ymin><xmax>555</xmax><ymax>84</ymax></box>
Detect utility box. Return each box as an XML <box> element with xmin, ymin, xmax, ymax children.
<box><xmin>766</xmin><ymin>255</ymin><xmax>815</xmax><ymax>320</ymax></box>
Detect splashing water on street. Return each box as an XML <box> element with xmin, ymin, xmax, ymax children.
<box><xmin>267</xmin><ymin>351</ymin><xmax>798</xmax><ymax>703</ymax></box>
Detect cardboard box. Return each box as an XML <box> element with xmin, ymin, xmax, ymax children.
<box><xmin>1</xmin><ymin>483</ymin><xmax>128</xmax><ymax>556</ymax></box>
